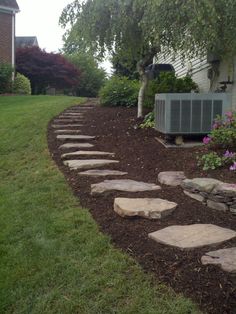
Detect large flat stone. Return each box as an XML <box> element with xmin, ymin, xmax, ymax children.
<box><xmin>57</xmin><ymin>135</ymin><xmax>95</xmax><ymax>140</ymax></box>
<box><xmin>52</xmin><ymin>124</ymin><xmax>83</xmax><ymax>128</ymax></box>
<box><xmin>206</xmin><ymin>200</ymin><xmax>229</xmax><ymax>212</ymax></box>
<box><xmin>54</xmin><ymin>119</ymin><xmax>83</xmax><ymax>123</ymax></box>
<box><xmin>62</xmin><ymin>150</ymin><xmax>115</xmax><ymax>158</ymax></box>
<box><xmin>184</xmin><ymin>190</ymin><xmax>205</xmax><ymax>202</ymax></box>
<box><xmin>148</xmin><ymin>224</ymin><xmax>236</xmax><ymax>249</ymax></box>
<box><xmin>59</xmin><ymin>143</ymin><xmax>94</xmax><ymax>149</ymax></box>
<box><xmin>91</xmin><ymin>179</ymin><xmax>161</xmax><ymax>194</ymax></box>
<box><xmin>201</xmin><ymin>248</ymin><xmax>236</xmax><ymax>273</ymax></box>
<box><xmin>114</xmin><ymin>198</ymin><xmax>177</xmax><ymax>219</ymax></box>
<box><xmin>213</xmin><ymin>183</ymin><xmax>236</xmax><ymax>197</ymax></box>
<box><xmin>158</xmin><ymin>171</ymin><xmax>186</xmax><ymax>186</ymax></box>
<box><xmin>64</xmin><ymin>159</ymin><xmax>119</xmax><ymax>170</ymax></box>
<box><xmin>55</xmin><ymin>130</ymin><xmax>81</xmax><ymax>134</ymax></box>
<box><xmin>181</xmin><ymin>178</ymin><xmax>222</xmax><ymax>193</ymax></box>
<box><xmin>78</xmin><ymin>169</ymin><xmax>127</xmax><ymax>177</ymax></box>
<box><xmin>62</xmin><ymin>113</ymin><xmax>84</xmax><ymax>116</ymax></box>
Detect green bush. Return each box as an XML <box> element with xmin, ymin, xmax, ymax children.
<box><xmin>99</xmin><ymin>76</ymin><xmax>140</xmax><ymax>107</ymax></box>
<box><xmin>140</xmin><ymin>111</ymin><xmax>155</xmax><ymax>128</ymax></box>
<box><xmin>197</xmin><ymin>152</ymin><xmax>223</xmax><ymax>170</ymax></box>
<box><xmin>13</xmin><ymin>73</ymin><xmax>31</xmax><ymax>95</ymax></box>
<box><xmin>0</xmin><ymin>62</ymin><xmax>13</xmax><ymax>94</ymax></box>
<box><xmin>144</xmin><ymin>72</ymin><xmax>198</xmax><ymax>108</ymax></box>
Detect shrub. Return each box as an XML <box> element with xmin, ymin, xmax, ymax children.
<box><xmin>13</xmin><ymin>73</ymin><xmax>31</xmax><ymax>95</ymax></box>
<box><xmin>99</xmin><ymin>76</ymin><xmax>139</xmax><ymax>107</ymax></box>
<box><xmin>140</xmin><ymin>111</ymin><xmax>155</xmax><ymax>128</ymax></box>
<box><xmin>198</xmin><ymin>112</ymin><xmax>236</xmax><ymax>171</ymax></box>
<box><xmin>144</xmin><ymin>72</ymin><xmax>198</xmax><ymax>109</ymax></box>
<box><xmin>0</xmin><ymin>62</ymin><xmax>13</xmax><ymax>94</ymax></box>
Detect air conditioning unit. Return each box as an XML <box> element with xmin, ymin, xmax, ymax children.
<box><xmin>154</xmin><ymin>93</ymin><xmax>231</xmax><ymax>135</ymax></box>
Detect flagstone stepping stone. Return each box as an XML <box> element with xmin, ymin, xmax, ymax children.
<box><xmin>58</xmin><ymin>116</ymin><xmax>84</xmax><ymax>119</ymax></box>
<box><xmin>62</xmin><ymin>113</ymin><xmax>84</xmax><ymax>116</ymax></box>
<box><xmin>54</xmin><ymin>130</ymin><xmax>81</xmax><ymax>134</ymax></box>
<box><xmin>57</xmin><ymin>135</ymin><xmax>95</xmax><ymax>140</ymax></box>
<box><xmin>54</xmin><ymin>119</ymin><xmax>83</xmax><ymax>123</ymax></box>
<box><xmin>52</xmin><ymin>124</ymin><xmax>83</xmax><ymax>128</ymax></box>
<box><xmin>158</xmin><ymin>171</ymin><xmax>186</xmax><ymax>186</ymax></box>
<box><xmin>114</xmin><ymin>198</ymin><xmax>177</xmax><ymax>219</ymax></box>
<box><xmin>62</xmin><ymin>150</ymin><xmax>115</xmax><ymax>158</ymax></box>
<box><xmin>148</xmin><ymin>224</ymin><xmax>236</xmax><ymax>249</ymax></box>
<box><xmin>64</xmin><ymin>159</ymin><xmax>119</xmax><ymax>170</ymax></box>
<box><xmin>201</xmin><ymin>247</ymin><xmax>236</xmax><ymax>273</ymax></box>
<box><xmin>181</xmin><ymin>178</ymin><xmax>222</xmax><ymax>193</ymax></box>
<box><xmin>59</xmin><ymin>143</ymin><xmax>94</xmax><ymax>149</ymax></box>
<box><xmin>78</xmin><ymin>169</ymin><xmax>127</xmax><ymax>177</ymax></box>
<box><xmin>91</xmin><ymin>179</ymin><xmax>161</xmax><ymax>195</ymax></box>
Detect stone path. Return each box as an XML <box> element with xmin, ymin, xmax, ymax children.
<box><xmin>148</xmin><ymin>224</ymin><xmax>236</xmax><ymax>249</ymax></box>
<box><xmin>57</xmin><ymin>135</ymin><xmax>95</xmax><ymax>140</ymax></box>
<box><xmin>59</xmin><ymin>143</ymin><xmax>94</xmax><ymax>149</ymax></box>
<box><xmin>91</xmin><ymin>179</ymin><xmax>161</xmax><ymax>194</ymax></box>
<box><xmin>114</xmin><ymin>198</ymin><xmax>177</xmax><ymax>219</ymax></box>
<box><xmin>64</xmin><ymin>159</ymin><xmax>119</xmax><ymax>170</ymax></box>
<box><xmin>52</xmin><ymin>104</ymin><xmax>236</xmax><ymax>276</ymax></box>
<box><xmin>62</xmin><ymin>150</ymin><xmax>115</xmax><ymax>158</ymax></box>
<box><xmin>201</xmin><ymin>248</ymin><xmax>236</xmax><ymax>273</ymax></box>
<box><xmin>78</xmin><ymin>169</ymin><xmax>127</xmax><ymax>177</ymax></box>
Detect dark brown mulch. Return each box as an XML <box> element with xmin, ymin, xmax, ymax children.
<box><xmin>48</xmin><ymin>100</ymin><xmax>236</xmax><ymax>314</ymax></box>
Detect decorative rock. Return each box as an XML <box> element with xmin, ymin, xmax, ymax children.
<box><xmin>184</xmin><ymin>190</ymin><xmax>205</xmax><ymax>202</ymax></box>
<box><xmin>78</xmin><ymin>169</ymin><xmax>127</xmax><ymax>177</ymax></box>
<box><xmin>201</xmin><ymin>248</ymin><xmax>236</xmax><ymax>273</ymax></box>
<box><xmin>158</xmin><ymin>171</ymin><xmax>186</xmax><ymax>186</ymax></box>
<box><xmin>62</xmin><ymin>151</ymin><xmax>115</xmax><ymax>158</ymax></box>
<box><xmin>91</xmin><ymin>179</ymin><xmax>161</xmax><ymax>194</ymax></box>
<box><xmin>148</xmin><ymin>224</ymin><xmax>236</xmax><ymax>249</ymax></box>
<box><xmin>230</xmin><ymin>207</ymin><xmax>236</xmax><ymax>215</ymax></box>
<box><xmin>52</xmin><ymin>124</ymin><xmax>83</xmax><ymax>128</ymax></box>
<box><xmin>64</xmin><ymin>159</ymin><xmax>119</xmax><ymax>170</ymax></box>
<box><xmin>212</xmin><ymin>183</ymin><xmax>236</xmax><ymax>197</ymax></box>
<box><xmin>59</xmin><ymin>143</ymin><xmax>94</xmax><ymax>149</ymax></box>
<box><xmin>54</xmin><ymin>130</ymin><xmax>81</xmax><ymax>134</ymax></box>
<box><xmin>181</xmin><ymin>178</ymin><xmax>222</xmax><ymax>193</ymax></box>
<box><xmin>206</xmin><ymin>200</ymin><xmax>229</xmax><ymax>212</ymax></box>
<box><xmin>114</xmin><ymin>198</ymin><xmax>177</xmax><ymax>219</ymax></box>
<box><xmin>57</xmin><ymin>135</ymin><xmax>95</xmax><ymax>140</ymax></box>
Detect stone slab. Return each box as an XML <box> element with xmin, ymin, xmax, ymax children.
<box><xmin>59</xmin><ymin>143</ymin><xmax>94</xmax><ymax>149</ymax></box>
<box><xmin>213</xmin><ymin>183</ymin><xmax>236</xmax><ymax>197</ymax></box>
<box><xmin>78</xmin><ymin>169</ymin><xmax>127</xmax><ymax>177</ymax></box>
<box><xmin>158</xmin><ymin>171</ymin><xmax>186</xmax><ymax>186</ymax></box>
<box><xmin>57</xmin><ymin>135</ymin><xmax>95</xmax><ymax>140</ymax></box>
<box><xmin>62</xmin><ymin>113</ymin><xmax>84</xmax><ymax>116</ymax></box>
<box><xmin>91</xmin><ymin>179</ymin><xmax>161</xmax><ymax>194</ymax></box>
<box><xmin>55</xmin><ymin>130</ymin><xmax>81</xmax><ymax>134</ymax></box>
<box><xmin>182</xmin><ymin>178</ymin><xmax>222</xmax><ymax>193</ymax></box>
<box><xmin>114</xmin><ymin>198</ymin><xmax>177</xmax><ymax>219</ymax></box>
<box><xmin>184</xmin><ymin>190</ymin><xmax>205</xmax><ymax>202</ymax></box>
<box><xmin>64</xmin><ymin>159</ymin><xmax>119</xmax><ymax>170</ymax></box>
<box><xmin>52</xmin><ymin>124</ymin><xmax>83</xmax><ymax>128</ymax></box>
<box><xmin>148</xmin><ymin>224</ymin><xmax>236</xmax><ymax>249</ymax></box>
<box><xmin>54</xmin><ymin>119</ymin><xmax>83</xmax><ymax>123</ymax></box>
<box><xmin>62</xmin><ymin>150</ymin><xmax>115</xmax><ymax>158</ymax></box>
<box><xmin>207</xmin><ymin>200</ymin><xmax>229</xmax><ymax>212</ymax></box>
<box><xmin>201</xmin><ymin>248</ymin><xmax>236</xmax><ymax>273</ymax></box>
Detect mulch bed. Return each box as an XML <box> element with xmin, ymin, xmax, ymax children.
<box><xmin>48</xmin><ymin>100</ymin><xmax>236</xmax><ymax>314</ymax></box>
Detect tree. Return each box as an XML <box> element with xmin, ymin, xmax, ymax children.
<box><xmin>60</xmin><ymin>0</ymin><xmax>236</xmax><ymax>117</ymax></box>
<box><xmin>16</xmin><ymin>47</ymin><xmax>80</xmax><ymax>94</ymax></box>
<box><xmin>111</xmin><ymin>49</ymin><xmax>139</xmax><ymax>80</ymax></box>
<box><xmin>65</xmin><ymin>53</ymin><xmax>106</xmax><ymax>97</ymax></box>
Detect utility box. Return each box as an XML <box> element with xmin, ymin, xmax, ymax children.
<box><xmin>154</xmin><ymin>93</ymin><xmax>231</xmax><ymax>135</ymax></box>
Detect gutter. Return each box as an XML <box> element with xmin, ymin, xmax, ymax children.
<box><xmin>0</xmin><ymin>5</ymin><xmax>20</xmax><ymax>14</ymax></box>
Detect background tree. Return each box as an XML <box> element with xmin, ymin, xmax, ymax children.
<box><xmin>16</xmin><ymin>47</ymin><xmax>80</xmax><ymax>94</ymax></box>
<box><xmin>60</xmin><ymin>0</ymin><xmax>236</xmax><ymax>116</ymax></box>
<box><xmin>111</xmin><ymin>49</ymin><xmax>139</xmax><ymax>80</ymax></box>
<box><xmin>65</xmin><ymin>53</ymin><xmax>106</xmax><ymax>97</ymax></box>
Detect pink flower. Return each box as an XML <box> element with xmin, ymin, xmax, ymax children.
<box><xmin>229</xmin><ymin>162</ymin><xmax>236</xmax><ymax>171</ymax></box>
<box><xmin>224</xmin><ymin>150</ymin><xmax>235</xmax><ymax>158</ymax></box>
<box><xmin>203</xmin><ymin>136</ymin><xmax>211</xmax><ymax>145</ymax></box>
<box><xmin>225</xmin><ymin>111</ymin><xmax>233</xmax><ymax>119</ymax></box>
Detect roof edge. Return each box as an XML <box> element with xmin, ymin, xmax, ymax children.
<box><xmin>0</xmin><ymin>5</ymin><xmax>19</xmax><ymax>13</ymax></box>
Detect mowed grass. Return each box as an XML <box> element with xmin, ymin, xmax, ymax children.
<box><xmin>0</xmin><ymin>96</ymin><xmax>199</xmax><ymax>314</ymax></box>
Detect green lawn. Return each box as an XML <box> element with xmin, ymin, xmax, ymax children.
<box><xmin>0</xmin><ymin>96</ymin><xmax>199</xmax><ymax>313</ymax></box>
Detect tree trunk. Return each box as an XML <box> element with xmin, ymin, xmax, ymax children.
<box><xmin>137</xmin><ymin>68</ymin><xmax>148</xmax><ymax>118</ymax></box>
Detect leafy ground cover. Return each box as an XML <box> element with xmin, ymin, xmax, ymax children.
<box><xmin>0</xmin><ymin>96</ymin><xmax>198</xmax><ymax>314</ymax></box>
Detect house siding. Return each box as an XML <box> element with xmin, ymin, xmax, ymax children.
<box><xmin>0</xmin><ymin>11</ymin><xmax>13</xmax><ymax>64</ymax></box>
<box><xmin>155</xmin><ymin>53</ymin><xmax>236</xmax><ymax>110</ymax></box>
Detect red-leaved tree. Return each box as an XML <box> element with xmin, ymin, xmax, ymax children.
<box><xmin>16</xmin><ymin>47</ymin><xmax>80</xmax><ymax>94</ymax></box>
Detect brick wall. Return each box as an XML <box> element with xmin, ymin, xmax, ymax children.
<box><xmin>0</xmin><ymin>12</ymin><xmax>13</xmax><ymax>64</ymax></box>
